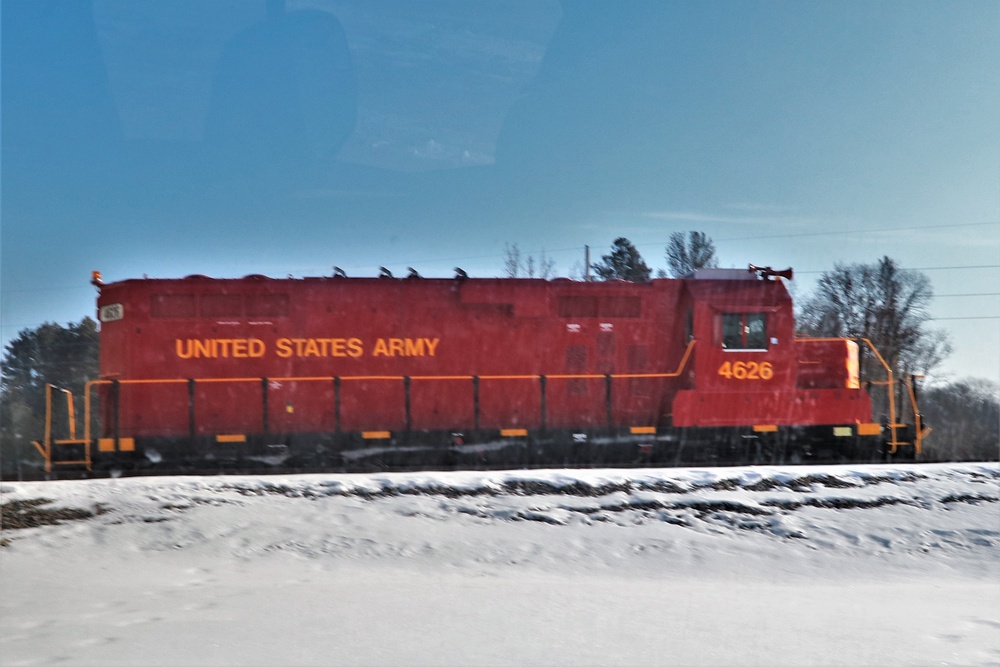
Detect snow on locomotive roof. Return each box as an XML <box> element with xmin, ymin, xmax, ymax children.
<box><xmin>690</xmin><ymin>268</ymin><xmax>761</xmax><ymax>280</ymax></box>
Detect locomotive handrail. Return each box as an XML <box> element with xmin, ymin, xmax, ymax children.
<box><xmin>32</xmin><ymin>383</ymin><xmax>90</xmax><ymax>473</ymax></box>
<box><xmin>99</xmin><ymin>378</ymin><xmax>189</xmax><ymax>384</ymax></box>
<box><xmin>196</xmin><ymin>377</ymin><xmax>264</xmax><ymax>383</ymax></box>
<box><xmin>859</xmin><ymin>338</ymin><xmax>901</xmax><ymax>452</ymax></box>
<box><xmin>83</xmin><ymin>379</ymin><xmax>111</xmax><ymax>451</ymax></box>
<box><xmin>905</xmin><ymin>374</ymin><xmax>930</xmax><ymax>454</ymax></box>
<box><xmin>794</xmin><ymin>337</ymin><xmax>854</xmax><ymax>342</ymax></box>
<box><xmin>74</xmin><ymin>340</ymin><xmax>698</xmax><ymax>452</ymax></box>
<box><xmin>858</xmin><ymin>337</ymin><xmax>925</xmax><ymax>457</ymax></box>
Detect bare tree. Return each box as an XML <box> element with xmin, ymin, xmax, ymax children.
<box><xmin>797</xmin><ymin>257</ymin><xmax>952</xmax><ymax>421</ymax></box>
<box><xmin>665</xmin><ymin>231</ymin><xmax>718</xmax><ymax>277</ymax></box>
<box><xmin>503</xmin><ymin>242</ymin><xmax>522</xmax><ymax>277</ymax></box>
<box><xmin>503</xmin><ymin>243</ymin><xmax>556</xmax><ymax>278</ymax></box>
<box><xmin>591</xmin><ymin>237</ymin><xmax>652</xmax><ymax>282</ymax></box>
<box><xmin>798</xmin><ymin>256</ymin><xmax>951</xmax><ymax>378</ymax></box>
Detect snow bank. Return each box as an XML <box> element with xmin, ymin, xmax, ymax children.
<box><xmin>1</xmin><ymin>463</ymin><xmax>998</xmax><ymax>666</ymax></box>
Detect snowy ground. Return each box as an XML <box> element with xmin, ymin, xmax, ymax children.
<box><xmin>1</xmin><ymin>462</ymin><xmax>998</xmax><ymax>667</ymax></box>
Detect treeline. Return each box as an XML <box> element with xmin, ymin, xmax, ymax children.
<box><xmin>920</xmin><ymin>380</ymin><xmax>999</xmax><ymax>461</ymax></box>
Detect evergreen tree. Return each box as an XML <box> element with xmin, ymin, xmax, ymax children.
<box><xmin>665</xmin><ymin>231</ymin><xmax>718</xmax><ymax>277</ymax></box>
<box><xmin>591</xmin><ymin>237</ymin><xmax>651</xmax><ymax>282</ymax></box>
<box><xmin>1</xmin><ymin>319</ymin><xmax>99</xmax><ymax>476</ymax></box>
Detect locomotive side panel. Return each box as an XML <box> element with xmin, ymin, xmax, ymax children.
<box><xmin>267</xmin><ymin>380</ymin><xmax>337</xmax><ymax>434</ymax></box>
<box><xmin>98</xmin><ymin>277</ymin><xmax>689</xmax><ymax>440</ymax></box>
<box><xmin>546</xmin><ymin>281</ymin><xmax>688</xmax><ymax>429</ymax></box>
<box><xmin>796</xmin><ymin>339</ymin><xmax>861</xmax><ymax>389</ymax></box>
<box><xmin>194</xmin><ymin>381</ymin><xmax>262</xmax><ymax>435</ymax></box>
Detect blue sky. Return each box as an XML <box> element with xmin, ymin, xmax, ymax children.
<box><xmin>2</xmin><ymin>0</ymin><xmax>998</xmax><ymax>385</ymax></box>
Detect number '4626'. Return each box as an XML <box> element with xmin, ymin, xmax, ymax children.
<box><xmin>718</xmin><ymin>360</ymin><xmax>774</xmax><ymax>380</ymax></box>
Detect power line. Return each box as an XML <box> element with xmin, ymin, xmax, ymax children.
<box><xmin>2</xmin><ymin>219</ymin><xmax>997</xmax><ymax>290</ymax></box>
<box><xmin>134</xmin><ymin>220</ymin><xmax>1000</xmax><ymax>276</ymax></box>
<box><xmin>1</xmin><ymin>220</ymin><xmax>997</xmax><ymax>305</ymax></box>
<box><xmin>796</xmin><ymin>264</ymin><xmax>1000</xmax><ymax>275</ymax></box>
<box><xmin>711</xmin><ymin>220</ymin><xmax>1000</xmax><ymax>243</ymax></box>
<box><xmin>935</xmin><ymin>293</ymin><xmax>1000</xmax><ymax>298</ymax></box>
<box><xmin>908</xmin><ymin>265</ymin><xmax>1000</xmax><ymax>271</ymax></box>
<box><xmin>0</xmin><ymin>286</ymin><xmax>94</xmax><ymax>294</ymax></box>
<box><xmin>570</xmin><ymin>221</ymin><xmax>1000</xmax><ymax>264</ymax></box>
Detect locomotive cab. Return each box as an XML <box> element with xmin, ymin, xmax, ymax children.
<box><xmin>671</xmin><ymin>268</ymin><xmax>876</xmax><ymax>447</ymax></box>
<box><xmin>684</xmin><ymin>267</ymin><xmax>797</xmax><ymax>395</ymax></box>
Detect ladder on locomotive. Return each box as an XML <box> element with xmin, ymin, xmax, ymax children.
<box><xmin>31</xmin><ymin>383</ymin><xmax>92</xmax><ymax>473</ymax></box>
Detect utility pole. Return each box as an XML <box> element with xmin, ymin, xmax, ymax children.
<box><xmin>584</xmin><ymin>245</ymin><xmax>590</xmax><ymax>282</ymax></box>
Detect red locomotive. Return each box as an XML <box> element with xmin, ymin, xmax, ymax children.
<box><xmin>35</xmin><ymin>266</ymin><xmax>926</xmax><ymax>473</ymax></box>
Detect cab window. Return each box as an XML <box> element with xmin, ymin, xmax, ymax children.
<box><xmin>722</xmin><ymin>313</ymin><xmax>767</xmax><ymax>350</ymax></box>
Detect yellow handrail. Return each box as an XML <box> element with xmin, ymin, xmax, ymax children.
<box><xmin>857</xmin><ymin>338</ymin><xmax>925</xmax><ymax>456</ymax></box>
<box><xmin>860</xmin><ymin>338</ymin><xmax>900</xmax><ymax>451</ymax></box>
<box><xmin>32</xmin><ymin>383</ymin><xmax>90</xmax><ymax>473</ymax></box>
<box><xmin>72</xmin><ymin>340</ymin><xmax>698</xmax><ymax>449</ymax></box>
<box><xmin>905</xmin><ymin>374</ymin><xmax>930</xmax><ymax>457</ymax></box>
